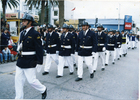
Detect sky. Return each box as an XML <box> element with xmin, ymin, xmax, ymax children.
<box><xmin>0</xmin><ymin>0</ymin><xmax>140</xmax><ymax>27</ymax></box>
<box><xmin>69</xmin><ymin>0</ymin><xmax>140</xmax><ymax>27</ymax></box>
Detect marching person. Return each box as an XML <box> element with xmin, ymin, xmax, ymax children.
<box><xmin>56</xmin><ymin>24</ymin><xmax>75</xmax><ymax>78</ymax></box>
<box><xmin>105</xmin><ymin>30</ymin><xmax>117</xmax><ymax>65</ymax></box>
<box><xmin>69</xmin><ymin>24</ymin><xmax>77</xmax><ymax>67</ymax></box>
<box><xmin>75</xmin><ymin>22</ymin><xmax>97</xmax><ymax>82</ymax></box>
<box><xmin>131</xmin><ymin>34</ymin><xmax>136</xmax><ymax>49</ymax></box>
<box><xmin>120</xmin><ymin>30</ymin><xmax>127</xmax><ymax>57</ymax></box>
<box><xmin>15</xmin><ymin>14</ymin><xmax>47</xmax><ymax>99</ymax></box>
<box><xmin>115</xmin><ymin>30</ymin><xmax>122</xmax><ymax>60</ymax></box>
<box><xmin>93</xmin><ymin>24</ymin><xmax>107</xmax><ymax>72</ymax></box>
<box><xmin>42</xmin><ymin>24</ymin><xmax>59</xmax><ymax>75</ymax></box>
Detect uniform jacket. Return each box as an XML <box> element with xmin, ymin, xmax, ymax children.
<box><xmin>122</xmin><ymin>34</ymin><xmax>127</xmax><ymax>44</ymax></box>
<box><xmin>96</xmin><ymin>31</ymin><xmax>107</xmax><ymax>52</ymax></box>
<box><xmin>76</xmin><ymin>29</ymin><xmax>97</xmax><ymax>56</ymax></box>
<box><xmin>115</xmin><ymin>34</ymin><xmax>122</xmax><ymax>48</ymax></box>
<box><xmin>16</xmin><ymin>27</ymin><xmax>43</xmax><ymax>68</ymax></box>
<box><xmin>106</xmin><ymin>35</ymin><xmax>117</xmax><ymax>51</ymax></box>
<box><xmin>72</xmin><ymin>31</ymin><xmax>77</xmax><ymax>54</ymax></box>
<box><xmin>132</xmin><ymin>35</ymin><xmax>136</xmax><ymax>41</ymax></box>
<box><xmin>59</xmin><ymin>32</ymin><xmax>75</xmax><ymax>56</ymax></box>
<box><xmin>45</xmin><ymin>31</ymin><xmax>60</xmax><ymax>54</ymax></box>
<box><xmin>1</xmin><ymin>32</ymin><xmax>10</xmax><ymax>46</ymax></box>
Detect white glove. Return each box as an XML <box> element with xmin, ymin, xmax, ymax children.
<box><xmin>56</xmin><ymin>51</ymin><xmax>59</xmax><ymax>54</ymax></box>
<box><xmin>92</xmin><ymin>52</ymin><xmax>95</xmax><ymax>57</ymax></box>
<box><xmin>118</xmin><ymin>45</ymin><xmax>121</xmax><ymax>48</ymax></box>
<box><xmin>17</xmin><ymin>43</ymin><xmax>22</xmax><ymax>51</ymax></box>
<box><xmin>36</xmin><ymin>65</ymin><xmax>43</xmax><ymax>73</ymax></box>
<box><xmin>102</xmin><ymin>47</ymin><xmax>106</xmax><ymax>51</ymax></box>
<box><xmin>75</xmin><ymin>52</ymin><xmax>78</xmax><ymax>55</ymax></box>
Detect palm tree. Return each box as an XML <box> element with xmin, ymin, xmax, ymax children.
<box><xmin>25</xmin><ymin>0</ymin><xmax>59</xmax><ymax>25</ymax></box>
<box><xmin>1</xmin><ymin>0</ymin><xmax>19</xmax><ymax>23</ymax></box>
<box><xmin>58</xmin><ymin>0</ymin><xmax>64</xmax><ymax>27</ymax></box>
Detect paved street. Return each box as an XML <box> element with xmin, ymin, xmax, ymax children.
<box><xmin>0</xmin><ymin>44</ymin><xmax>139</xmax><ymax>99</ymax></box>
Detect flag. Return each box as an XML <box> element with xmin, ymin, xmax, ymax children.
<box><xmin>72</xmin><ymin>7</ymin><xmax>76</xmax><ymax>11</ymax></box>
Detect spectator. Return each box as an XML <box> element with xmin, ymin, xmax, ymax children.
<box><xmin>8</xmin><ymin>45</ymin><xmax>18</xmax><ymax>61</ymax></box>
<box><xmin>1</xmin><ymin>28</ymin><xmax>10</xmax><ymax>50</ymax></box>
<box><xmin>0</xmin><ymin>50</ymin><xmax>3</xmax><ymax>64</ymax></box>
<box><xmin>2</xmin><ymin>46</ymin><xmax>11</xmax><ymax>63</ymax></box>
<box><xmin>8</xmin><ymin>36</ymin><xmax>17</xmax><ymax>51</ymax></box>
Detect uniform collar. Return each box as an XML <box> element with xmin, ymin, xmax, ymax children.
<box><xmin>49</xmin><ymin>31</ymin><xmax>53</xmax><ymax>36</ymax></box>
<box><xmin>85</xmin><ymin>29</ymin><xmax>89</xmax><ymax>35</ymax></box>
<box><xmin>24</xmin><ymin>27</ymin><xmax>32</xmax><ymax>35</ymax></box>
<box><xmin>65</xmin><ymin>32</ymin><xmax>69</xmax><ymax>37</ymax></box>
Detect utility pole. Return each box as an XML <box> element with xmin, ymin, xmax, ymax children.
<box><xmin>118</xmin><ymin>3</ymin><xmax>120</xmax><ymax>30</ymax></box>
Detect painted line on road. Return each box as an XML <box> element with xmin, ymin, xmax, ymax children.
<box><xmin>0</xmin><ymin>70</ymin><xmax>16</xmax><ymax>76</ymax></box>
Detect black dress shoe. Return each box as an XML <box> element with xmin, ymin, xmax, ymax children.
<box><xmin>75</xmin><ymin>67</ymin><xmax>78</xmax><ymax>70</ymax></box>
<box><xmin>64</xmin><ymin>66</ymin><xmax>68</xmax><ymax>68</ymax></box>
<box><xmin>42</xmin><ymin>72</ymin><xmax>49</xmax><ymax>75</ymax></box>
<box><xmin>90</xmin><ymin>73</ymin><xmax>94</xmax><ymax>78</ymax></box>
<box><xmin>117</xmin><ymin>58</ymin><xmax>120</xmax><ymax>60</ymax></box>
<box><xmin>75</xmin><ymin>78</ymin><xmax>82</xmax><ymax>82</ymax></box>
<box><xmin>42</xmin><ymin>88</ymin><xmax>47</xmax><ymax>99</ymax></box>
<box><xmin>101</xmin><ymin>68</ymin><xmax>105</xmax><ymax>71</ymax></box>
<box><xmin>74</xmin><ymin>64</ymin><xmax>76</xmax><ymax>66</ymax></box>
<box><xmin>56</xmin><ymin>75</ymin><xmax>62</xmax><ymax>78</ymax></box>
<box><xmin>112</xmin><ymin>62</ymin><xmax>115</xmax><ymax>64</ymax></box>
<box><xmin>105</xmin><ymin>64</ymin><xmax>108</xmax><ymax>66</ymax></box>
<box><xmin>69</xmin><ymin>72</ymin><xmax>73</xmax><ymax>75</ymax></box>
<box><xmin>94</xmin><ymin>70</ymin><xmax>96</xmax><ymax>72</ymax></box>
<box><xmin>120</xmin><ymin>55</ymin><xmax>121</xmax><ymax>57</ymax></box>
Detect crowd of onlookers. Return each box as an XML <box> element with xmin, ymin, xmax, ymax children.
<box><xmin>0</xmin><ymin>18</ymin><xmax>18</xmax><ymax>64</ymax></box>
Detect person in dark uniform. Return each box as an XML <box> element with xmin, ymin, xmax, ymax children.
<box><xmin>15</xmin><ymin>14</ymin><xmax>47</xmax><ymax>99</ymax></box>
<box><xmin>105</xmin><ymin>30</ymin><xmax>117</xmax><ymax>65</ymax></box>
<box><xmin>93</xmin><ymin>24</ymin><xmax>107</xmax><ymax>72</ymax></box>
<box><xmin>114</xmin><ymin>30</ymin><xmax>122</xmax><ymax>60</ymax></box>
<box><xmin>120</xmin><ymin>30</ymin><xmax>127</xmax><ymax>57</ymax></box>
<box><xmin>56</xmin><ymin>24</ymin><xmax>75</xmax><ymax>78</ymax></box>
<box><xmin>75</xmin><ymin>22</ymin><xmax>97</xmax><ymax>82</ymax></box>
<box><xmin>69</xmin><ymin>24</ymin><xmax>77</xmax><ymax>67</ymax></box>
<box><xmin>42</xmin><ymin>24</ymin><xmax>59</xmax><ymax>75</ymax></box>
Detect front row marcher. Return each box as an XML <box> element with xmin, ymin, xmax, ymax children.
<box><xmin>15</xmin><ymin>14</ymin><xmax>47</xmax><ymax>99</ymax></box>
<box><xmin>56</xmin><ymin>24</ymin><xmax>75</xmax><ymax>78</ymax></box>
<box><xmin>75</xmin><ymin>22</ymin><xmax>97</xmax><ymax>82</ymax></box>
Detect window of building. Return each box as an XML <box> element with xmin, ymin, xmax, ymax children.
<box><xmin>54</xmin><ymin>11</ymin><xmax>58</xmax><ymax>16</ymax></box>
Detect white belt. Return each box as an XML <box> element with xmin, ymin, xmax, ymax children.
<box><xmin>21</xmin><ymin>51</ymin><xmax>36</xmax><ymax>55</ymax></box>
<box><xmin>61</xmin><ymin>45</ymin><xmax>71</xmax><ymax>49</ymax></box>
<box><xmin>80</xmin><ymin>45</ymin><xmax>92</xmax><ymax>49</ymax></box>
<box><xmin>48</xmin><ymin>44</ymin><xmax>56</xmax><ymax>48</ymax></box>
<box><xmin>97</xmin><ymin>44</ymin><xmax>104</xmax><ymax>46</ymax></box>
<box><xmin>107</xmin><ymin>44</ymin><xmax>114</xmax><ymax>46</ymax></box>
<box><xmin>117</xmin><ymin>42</ymin><xmax>120</xmax><ymax>44</ymax></box>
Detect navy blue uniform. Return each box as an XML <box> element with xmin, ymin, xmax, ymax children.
<box><xmin>106</xmin><ymin>35</ymin><xmax>117</xmax><ymax>51</ymax></box>
<box><xmin>45</xmin><ymin>32</ymin><xmax>60</xmax><ymax>54</ymax></box>
<box><xmin>96</xmin><ymin>32</ymin><xmax>107</xmax><ymax>52</ymax></box>
<box><xmin>16</xmin><ymin>27</ymin><xmax>43</xmax><ymax>68</ymax></box>
<box><xmin>1</xmin><ymin>32</ymin><xmax>10</xmax><ymax>46</ymax></box>
<box><xmin>76</xmin><ymin>29</ymin><xmax>97</xmax><ymax>56</ymax></box>
<box><xmin>122</xmin><ymin>34</ymin><xmax>127</xmax><ymax>44</ymax></box>
<box><xmin>115</xmin><ymin>34</ymin><xmax>122</xmax><ymax>48</ymax></box>
<box><xmin>132</xmin><ymin>35</ymin><xmax>136</xmax><ymax>41</ymax></box>
<box><xmin>59</xmin><ymin>32</ymin><xmax>75</xmax><ymax>56</ymax></box>
<box><xmin>72</xmin><ymin>32</ymin><xmax>77</xmax><ymax>54</ymax></box>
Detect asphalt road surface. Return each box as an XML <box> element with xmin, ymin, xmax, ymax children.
<box><xmin>0</xmin><ymin>44</ymin><xmax>139</xmax><ymax>99</ymax></box>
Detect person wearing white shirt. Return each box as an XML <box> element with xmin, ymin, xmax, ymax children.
<box><xmin>2</xmin><ymin>46</ymin><xmax>11</xmax><ymax>62</ymax></box>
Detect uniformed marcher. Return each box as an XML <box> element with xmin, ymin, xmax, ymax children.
<box><xmin>75</xmin><ymin>21</ymin><xmax>97</xmax><ymax>82</ymax></box>
<box><xmin>56</xmin><ymin>24</ymin><xmax>75</xmax><ymax>78</ymax></box>
<box><xmin>15</xmin><ymin>14</ymin><xmax>47</xmax><ymax>99</ymax></box>
<box><xmin>114</xmin><ymin>30</ymin><xmax>122</xmax><ymax>60</ymax></box>
<box><xmin>105</xmin><ymin>30</ymin><xmax>117</xmax><ymax>65</ymax></box>
<box><xmin>69</xmin><ymin>24</ymin><xmax>77</xmax><ymax>67</ymax></box>
<box><xmin>93</xmin><ymin>24</ymin><xmax>107</xmax><ymax>72</ymax></box>
<box><xmin>120</xmin><ymin>30</ymin><xmax>127</xmax><ymax>57</ymax></box>
<box><xmin>131</xmin><ymin>33</ymin><xmax>137</xmax><ymax>49</ymax></box>
<box><xmin>42</xmin><ymin>24</ymin><xmax>59</xmax><ymax>75</ymax></box>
